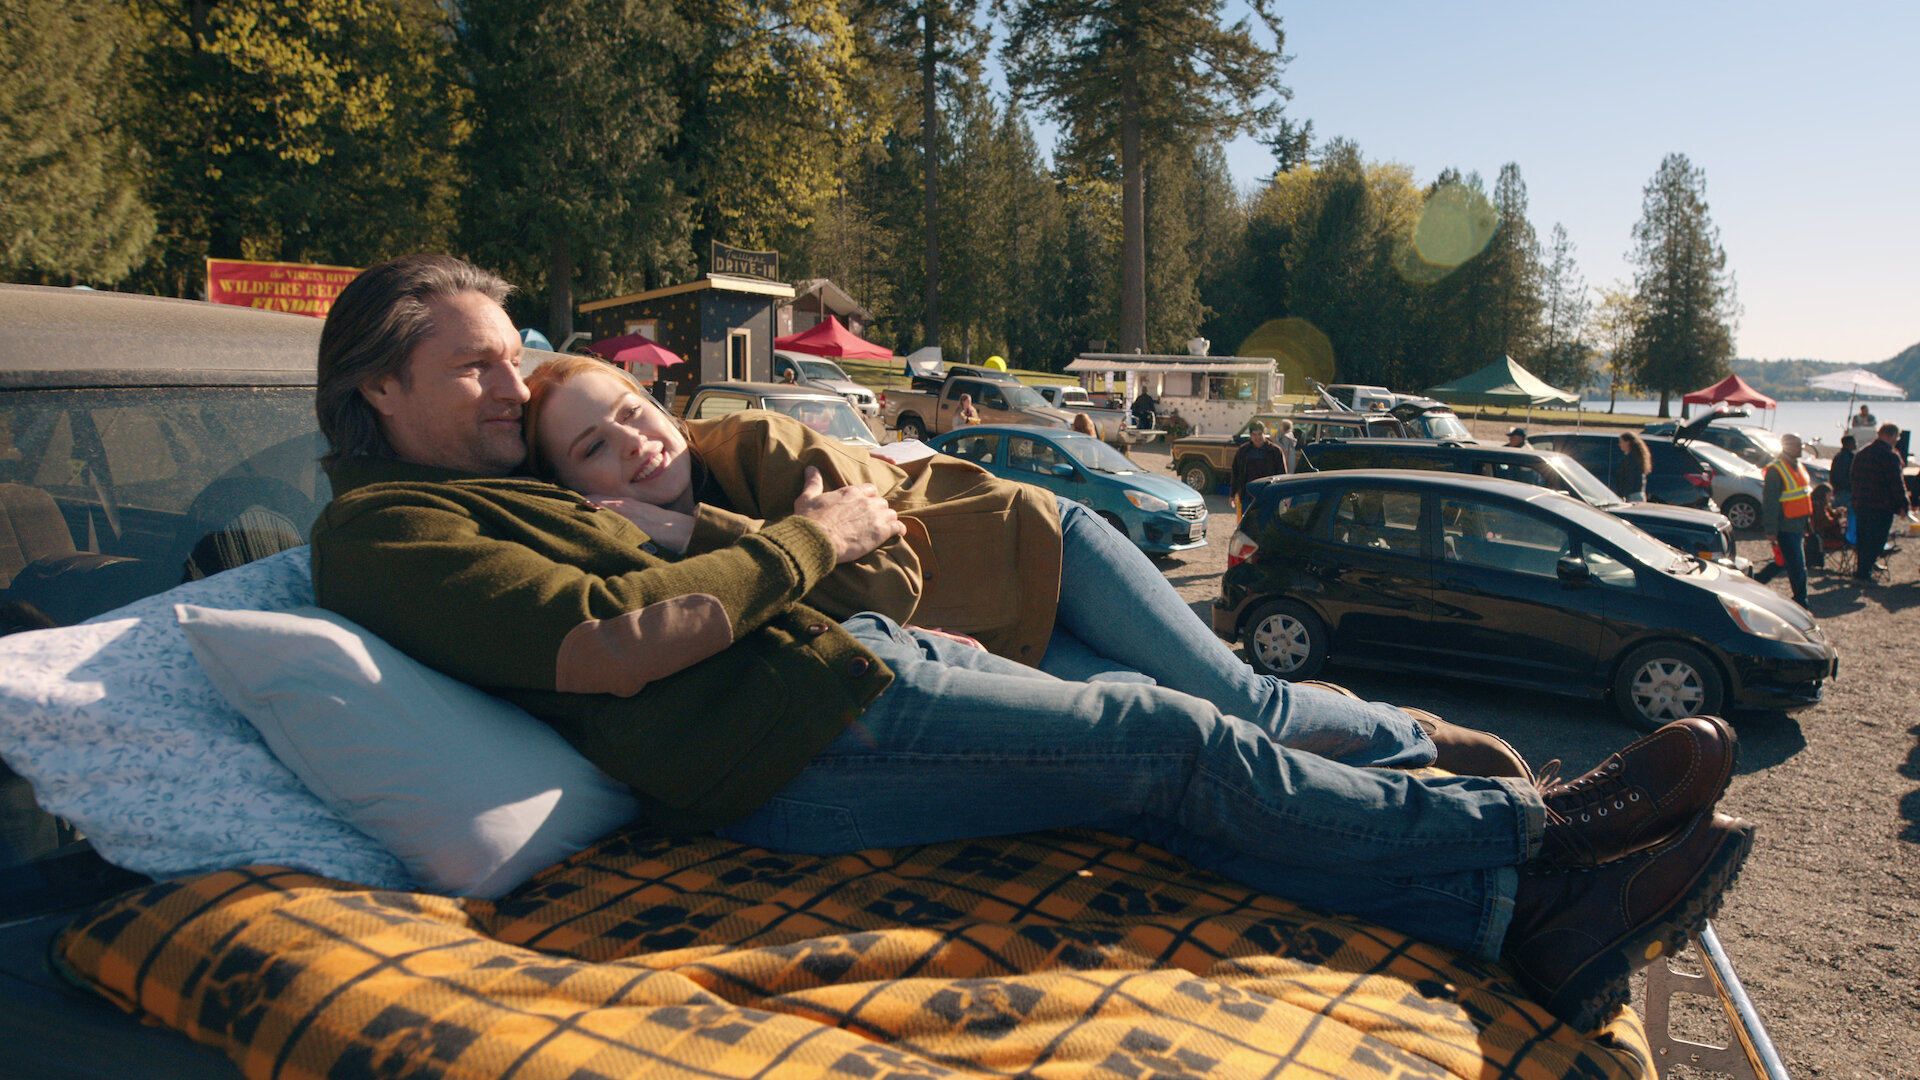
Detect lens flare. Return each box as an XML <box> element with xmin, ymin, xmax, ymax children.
<box><xmin>1403</xmin><ymin>181</ymin><xmax>1497</xmax><ymax>284</ymax></box>
<box><xmin>1239</xmin><ymin>318</ymin><xmax>1335</xmax><ymax>388</ymax></box>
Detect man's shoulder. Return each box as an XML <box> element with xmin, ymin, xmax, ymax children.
<box><xmin>317</xmin><ymin>475</ymin><xmax>578</xmax><ymax>532</ymax></box>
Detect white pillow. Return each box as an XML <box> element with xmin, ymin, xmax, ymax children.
<box><xmin>0</xmin><ymin>548</ymin><xmax>415</xmax><ymax>888</ymax></box>
<box><xmin>177</xmin><ymin>604</ymin><xmax>640</xmax><ymax>898</ymax></box>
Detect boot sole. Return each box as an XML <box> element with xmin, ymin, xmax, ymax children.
<box><xmin>1546</xmin><ymin>816</ymin><xmax>1756</xmax><ymax>1032</ymax></box>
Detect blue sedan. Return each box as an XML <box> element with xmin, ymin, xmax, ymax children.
<box><xmin>928</xmin><ymin>424</ymin><xmax>1209</xmax><ymax>554</ymax></box>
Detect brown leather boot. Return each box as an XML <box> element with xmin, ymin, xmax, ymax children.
<box><xmin>1403</xmin><ymin>707</ymin><xmax>1532</xmax><ymax>781</ymax></box>
<box><xmin>1505</xmin><ymin>812</ymin><xmax>1754</xmax><ymax>1032</ymax></box>
<box><xmin>1536</xmin><ymin>716</ymin><xmax>1737</xmax><ymax>869</ymax></box>
<box><xmin>1294</xmin><ymin>681</ymin><xmax>1532</xmax><ymax>780</ymax></box>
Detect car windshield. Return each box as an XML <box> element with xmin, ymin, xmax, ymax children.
<box><xmin>1529</xmin><ymin>489</ymin><xmax>1690</xmax><ymax>570</ymax></box>
<box><xmin>764</xmin><ymin>395</ymin><xmax>875</xmax><ymax>443</ymax></box>
<box><xmin>1686</xmin><ymin>440</ymin><xmax>1761</xmax><ymax>478</ymax></box>
<box><xmin>0</xmin><ymin>386</ymin><xmax>326</xmax><ymax>631</ymax></box>
<box><xmin>1543</xmin><ymin>452</ymin><xmax>1628</xmax><ymax>505</ymax></box>
<box><xmin>1414</xmin><ymin>413</ymin><xmax>1472</xmax><ymax>440</ymax></box>
<box><xmin>799</xmin><ymin>359</ymin><xmax>850</xmax><ymax>382</ymax></box>
<box><xmin>999</xmin><ymin>383</ymin><xmax>1050</xmax><ymax>409</ymax></box>
<box><xmin>1056</xmin><ymin>432</ymin><xmax>1139</xmax><ymax>473</ymax></box>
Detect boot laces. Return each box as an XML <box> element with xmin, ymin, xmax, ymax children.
<box><xmin>1538</xmin><ymin>757</ymin><xmax>1638</xmax><ymax>824</ymax></box>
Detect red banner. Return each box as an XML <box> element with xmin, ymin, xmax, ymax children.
<box><xmin>205</xmin><ymin>258</ymin><xmax>360</xmax><ymax>318</ymax></box>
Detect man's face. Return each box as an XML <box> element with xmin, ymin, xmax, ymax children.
<box><xmin>361</xmin><ymin>290</ymin><xmax>529</xmax><ymax>475</ymax></box>
<box><xmin>1883</xmin><ymin>427</ymin><xmax>1901</xmax><ymax>445</ymax></box>
<box><xmin>1782</xmin><ymin>435</ymin><xmax>1802</xmax><ymax>460</ymax></box>
<box><xmin>1249</xmin><ymin>429</ymin><xmax>1267</xmax><ymax>446</ymax></box>
<box><xmin>1507</xmin><ymin>433</ymin><xmax>1524</xmax><ymax>446</ymax></box>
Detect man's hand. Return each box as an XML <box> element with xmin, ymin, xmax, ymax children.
<box><xmin>794</xmin><ymin>466</ymin><xmax>904</xmax><ymax>564</ymax></box>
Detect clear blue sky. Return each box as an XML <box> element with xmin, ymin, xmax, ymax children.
<box><xmin>1029</xmin><ymin>3</ymin><xmax>1919</xmax><ymax>364</ymax></box>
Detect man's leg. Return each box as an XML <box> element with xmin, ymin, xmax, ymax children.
<box><xmin>1855</xmin><ymin>510</ymin><xmax>1892</xmax><ymax>579</ymax></box>
<box><xmin>1039</xmin><ymin>497</ymin><xmax>1434</xmax><ymax>768</ymax></box>
<box><xmin>722</xmin><ymin>613</ymin><xmax>1542</xmax><ymax>958</ymax></box>
<box><xmin>1779</xmin><ymin>528</ymin><xmax>1808</xmax><ymax>605</ymax></box>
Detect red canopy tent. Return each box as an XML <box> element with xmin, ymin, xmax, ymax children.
<box><xmin>1682</xmin><ymin>373</ymin><xmax>1775</xmax><ymax>410</ymax></box>
<box><xmin>774</xmin><ymin>315</ymin><xmax>893</xmax><ymax>360</ymax></box>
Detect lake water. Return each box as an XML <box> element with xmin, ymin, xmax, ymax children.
<box><xmin>1577</xmin><ymin>399</ymin><xmax>1920</xmax><ymax>445</ymax></box>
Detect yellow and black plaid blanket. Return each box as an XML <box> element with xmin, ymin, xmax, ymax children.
<box><xmin>58</xmin><ymin>829</ymin><xmax>1653</xmax><ymax>1078</ymax></box>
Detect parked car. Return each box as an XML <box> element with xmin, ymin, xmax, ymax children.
<box><xmin>1</xmin><ymin>284</ymin><xmax>344</xmax><ymax>1073</ymax></box>
<box><xmin>771</xmin><ymin>350</ymin><xmax>880</xmax><ymax>415</ymax></box>
<box><xmin>1389</xmin><ymin>400</ymin><xmax>1474</xmax><ymax>441</ymax></box>
<box><xmin>1645</xmin><ymin>410</ymin><xmax>1830</xmax><ymax>484</ymax></box>
<box><xmin>1031</xmin><ymin>385</ymin><xmax>1136</xmax><ymax>444</ymax></box>
<box><xmin>927</xmin><ymin>424</ymin><xmax>1208</xmax><ymax>555</ymax></box>
<box><xmin>881</xmin><ymin>373</ymin><xmax>1071</xmax><ymax>442</ymax></box>
<box><xmin>1675</xmin><ymin>439</ymin><xmax>1768</xmax><ymax>531</ymax></box>
<box><xmin>1215</xmin><ymin>470</ymin><xmax>1835</xmax><ymax>728</ymax></box>
<box><xmin>1302</xmin><ymin>439</ymin><xmax>1743</xmax><ymax>568</ymax></box>
<box><xmin>1526</xmin><ymin>431</ymin><xmax>1719</xmax><ymax>513</ymax></box>
<box><xmin>1169</xmin><ymin>410</ymin><xmax>1408</xmax><ymax>493</ymax></box>
<box><xmin>683</xmin><ymin>381</ymin><xmax>881</xmax><ymax>448</ymax></box>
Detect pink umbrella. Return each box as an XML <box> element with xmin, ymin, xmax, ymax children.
<box><xmin>586</xmin><ymin>334</ymin><xmax>685</xmax><ymax>368</ymax></box>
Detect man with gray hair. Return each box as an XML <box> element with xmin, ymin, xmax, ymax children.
<box><xmin>1754</xmin><ymin>432</ymin><xmax>1811</xmax><ymax>606</ymax></box>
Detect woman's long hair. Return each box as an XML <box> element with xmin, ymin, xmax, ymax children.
<box><xmin>1618</xmin><ymin>431</ymin><xmax>1653</xmax><ymax>475</ymax></box>
<box><xmin>522</xmin><ymin>355</ymin><xmax>684</xmax><ymax>480</ymax></box>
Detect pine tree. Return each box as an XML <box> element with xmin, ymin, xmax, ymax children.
<box><xmin>0</xmin><ymin>0</ymin><xmax>154</xmax><ymax>283</ymax></box>
<box><xmin>1487</xmin><ymin>163</ymin><xmax>1545</xmax><ymax>364</ymax></box>
<box><xmin>1536</xmin><ymin>223</ymin><xmax>1593</xmax><ymax>391</ymax></box>
<box><xmin>1003</xmin><ymin>0</ymin><xmax>1287</xmax><ymax>352</ymax></box>
<box><xmin>1625</xmin><ymin>152</ymin><xmax>1740</xmax><ymax>417</ymax></box>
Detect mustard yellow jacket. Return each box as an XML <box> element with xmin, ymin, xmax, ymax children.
<box><xmin>687</xmin><ymin>414</ymin><xmax>1064</xmax><ymax>666</ymax></box>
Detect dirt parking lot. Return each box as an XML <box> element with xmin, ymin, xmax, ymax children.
<box><xmin>1127</xmin><ymin>440</ymin><xmax>1920</xmax><ymax>1079</ymax></box>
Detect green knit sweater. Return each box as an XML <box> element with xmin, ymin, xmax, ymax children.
<box><xmin>310</xmin><ymin>456</ymin><xmax>892</xmax><ymax>832</ymax></box>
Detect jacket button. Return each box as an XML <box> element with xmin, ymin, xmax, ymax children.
<box><xmin>844</xmin><ymin>657</ymin><xmax>871</xmax><ymax>677</ymax></box>
<box><xmin>806</xmin><ymin>623</ymin><xmax>829</xmax><ymax>637</ymax></box>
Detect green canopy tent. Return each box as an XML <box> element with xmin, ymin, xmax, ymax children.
<box><xmin>1424</xmin><ymin>355</ymin><xmax>1580</xmax><ymax>427</ymax></box>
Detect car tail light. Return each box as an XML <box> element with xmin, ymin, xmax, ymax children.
<box><xmin>1686</xmin><ymin>472</ymin><xmax>1712</xmax><ymax>489</ymax></box>
<box><xmin>1226</xmin><ymin>529</ymin><xmax>1258</xmax><ymax>569</ymax></box>
<box><xmin>878</xmin><ymin>391</ymin><xmax>888</xmax><ymax>410</ymax></box>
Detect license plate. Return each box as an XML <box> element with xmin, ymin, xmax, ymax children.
<box><xmin>1187</xmin><ymin>524</ymin><xmax>1204</xmax><ymax>542</ymax></box>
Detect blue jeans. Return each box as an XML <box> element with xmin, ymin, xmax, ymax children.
<box><xmin>1756</xmin><ymin>528</ymin><xmax>1808</xmax><ymax>604</ymax></box>
<box><xmin>1040</xmin><ymin>498</ymin><xmax>1433</xmax><ymax>769</ymax></box>
<box><xmin>719</xmin><ymin>613</ymin><xmax>1545</xmax><ymax>960</ymax></box>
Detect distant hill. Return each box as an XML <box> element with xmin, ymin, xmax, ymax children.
<box><xmin>1730</xmin><ymin>343</ymin><xmax>1920</xmax><ymax>399</ymax></box>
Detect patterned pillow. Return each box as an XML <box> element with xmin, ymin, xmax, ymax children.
<box><xmin>0</xmin><ymin>548</ymin><xmax>413</xmax><ymax>888</ymax></box>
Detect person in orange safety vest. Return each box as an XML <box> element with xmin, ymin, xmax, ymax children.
<box><xmin>1754</xmin><ymin>433</ymin><xmax>1812</xmax><ymax>606</ymax></box>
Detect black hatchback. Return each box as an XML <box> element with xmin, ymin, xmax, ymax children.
<box><xmin>1214</xmin><ymin>470</ymin><xmax>1836</xmax><ymax>728</ymax></box>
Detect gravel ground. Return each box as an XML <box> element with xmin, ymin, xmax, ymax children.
<box><xmin>1127</xmin><ymin>439</ymin><xmax>1920</xmax><ymax>1079</ymax></box>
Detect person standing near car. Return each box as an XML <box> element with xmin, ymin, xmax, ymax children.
<box><xmin>1230</xmin><ymin>421</ymin><xmax>1288</xmax><ymax>512</ymax></box>
<box><xmin>1612</xmin><ymin>432</ymin><xmax>1652</xmax><ymax>502</ymax></box>
<box><xmin>1754</xmin><ymin>433</ymin><xmax>1812</xmax><ymax>607</ymax></box>
<box><xmin>1505</xmin><ymin>426</ymin><xmax>1527</xmax><ymax>448</ymax></box>
<box><xmin>1849</xmin><ymin>422</ymin><xmax>1911</xmax><ymax>583</ymax></box>
<box><xmin>1829</xmin><ymin>434</ymin><xmax>1856</xmax><ymax>510</ymax></box>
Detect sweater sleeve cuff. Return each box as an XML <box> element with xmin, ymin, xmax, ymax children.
<box><xmin>688</xmin><ymin>503</ymin><xmax>765</xmax><ymax>554</ymax></box>
<box><xmin>758</xmin><ymin>515</ymin><xmax>839</xmax><ymax>589</ymax></box>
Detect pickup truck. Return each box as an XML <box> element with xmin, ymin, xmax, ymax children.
<box><xmin>1033</xmin><ymin>385</ymin><xmax>1134</xmax><ymax>442</ymax></box>
<box><xmin>881</xmin><ymin>373</ymin><xmax>1073</xmax><ymax>441</ymax></box>
<box><xmin>1169</xmin><ymin>409</ymin><xmax>1409</xmax><ymax>493</ymax></box>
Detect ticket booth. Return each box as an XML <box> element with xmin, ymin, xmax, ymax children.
<box><xmin>578</xmin><ymin>275</ymin><xmax>795</xmax><ymax>406</ymax></box>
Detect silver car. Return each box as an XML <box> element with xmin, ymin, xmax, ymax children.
<box><xmin>772</xmin><ymin>350</ymin><xmax>879</xmax><ymax>416</ymax></box>
<box><xmin>1676</xmin><ymin>439</ymin><xmax>1767</xmax><ymax>531</ymax></box>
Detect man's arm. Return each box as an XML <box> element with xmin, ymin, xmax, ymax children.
<box><xmin>314</xmin><ymin>483</ymin><xmax>878</xmax><ymax>697</ymax></box>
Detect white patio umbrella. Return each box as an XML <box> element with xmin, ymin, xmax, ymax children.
<box><xmin>1808</xmin><ymin>368</ymin><xmax>1906</xmax><ymax>435</ymax></box>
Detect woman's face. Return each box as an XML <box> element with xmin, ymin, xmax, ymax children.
<box><xmin>535</xmin><ymin>371</ymin><xmax>693</xmax><ymax>507</ymax></box>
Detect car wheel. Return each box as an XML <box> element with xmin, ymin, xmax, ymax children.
<box><xmin>1179</xmin><ymin>459</ymin><xmax>1214</xmax><ymax>492</ymax></box>
<box><xmin>1096</xmin><ymin>511</ymin><xmax>1130</xmax><ymax>540</ymax></box>
<box><xmin>1241</xmin><ymin>599</ymin><xmax>1328</xmax><ymax>680</ymax></box>
<box><xmin>897</xmin><ymin>415</ymin><xmax>928</xmax><ymax>442</ymax></box>
<box><xmin>1722</xmin><ymin>494</ymin><xmax>1760</xmax><ymax>531</ymax></box>
<box><xmin>1612</xmin><ymin>641</ymin><xmax>1725</xmax><ymax>730</ymax></box>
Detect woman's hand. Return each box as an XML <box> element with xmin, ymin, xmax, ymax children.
<box><xmin>591</xmin><ymin>497</ymin><xmax>696</xmax><ymax>554</ymax></box>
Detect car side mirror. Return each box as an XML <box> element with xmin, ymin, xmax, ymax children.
<box><xmin>1556</xmin><ymin>555</ymin><xmax>1591</xmax><ymax>583</ymax></box>
<box><xmin>1049</xmin><ymin>463</ymin><xmax>1076</xmax><ymax>479</ymax></box>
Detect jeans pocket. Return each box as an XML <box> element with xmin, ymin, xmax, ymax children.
<box><xmin>724</xmin><ymin>795</ymin><xmax>867</xmax><ymax>855</ymax></box>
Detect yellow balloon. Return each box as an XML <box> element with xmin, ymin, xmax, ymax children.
<box><xmin>984</xmin><ymin>355</ymin><xmax>1008</xmax><ymax>371</ymax></box>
